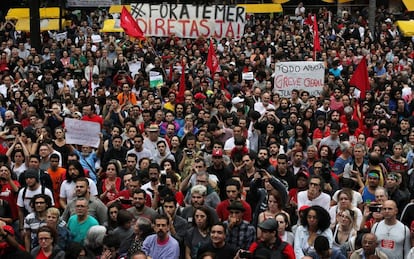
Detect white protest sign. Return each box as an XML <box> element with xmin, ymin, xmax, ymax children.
<box><xmin>55</xmin><ymin>32</ymin><xmax>67</xmax><ymax>42</ymax></box>
<box><xmin>67</xmin><ymin>0</ymin><xmax>119</xmax><ymax>7</ymax></box>
<box><xmin>65</xmin><ymin>118</ymin><xmax>100</xmax><ymax>148</ymax></box>
<box><xmin>91</xmin><ymin>34</ymin><xmax>102</xmax><ymax>43</ymax></box>
<box><xmin>273</xmin><ymin>62</ymin><xmax>325</xmax><ymax>97</ymax></box>
<box><xmin>128</xmin><ymin>61</ymin><xmax>142</xmax><ymax>78</ymax></box>
<box><xmin>149</xmin><ymin>71</ymin><xmax>160</xmax><ymax>77</ymax></box>
<box><xmin>242</xmin><ymin>72</ymin><xmax>254</xmax><ymax>81</ymax></box>
<box><xmin>130</xmin><ymin>4</ymin><xmax>246</xmax><ymax>39</ymax></box>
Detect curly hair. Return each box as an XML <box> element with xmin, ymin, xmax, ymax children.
<box><xmin>301</xmin><ymin>205</ymin><xmax>331</xmax><ymax>232</ymax></box>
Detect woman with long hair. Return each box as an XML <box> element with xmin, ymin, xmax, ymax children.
<box><xmin>328</xmin><ymin>188</ymin><xmax>362</xmax><ymax>230</ymax></box>
<box><xmin>276</xmin><ymin>212</ymin><xmax>294</xmax><ymax>245</ymax></box>
<box><xmin>318</xmin><ymin>144</ymin><xmax>334</xmax><ymax>165</ymax></box>
<box><xmin>106</xmin><ymin>202</ymin><xmax>122</xmax><ymax>231</ymax></box>
<box><xmin>185</xmin><ymin>206</ymin><xmax>214</xmax><ymax>259</ymax></box>
<box><xmin>331</xmin><ymin>209</ymin><xmax>357</xmax><ymax>249</ymax></box>
<box><xmin>98</xmin><ymin>160</ymin><xmax>122</xmax><ymax>205</ymax></box>
<box><xmin>59</xmin><ymin>161</ymin><xmax>98</xmax><ymax>209</ymax></box>
<box><xmin>294</xmin><ymin>205</ymin><xmax>333</xmax><ymax>258</ymax></box>
<box><xmin>287</xmin><ymin>123</ymin><xmax>312</xmax><ymax>152</ymax></box>
<box><xmin>52</xmin><ymin>127</ymin><xmax>70</xmax><ymax>167</ymax></box>
<box><xmin>31</xmin><ymin>225</ymin><xmax>65</xmax><ymax>258</ymax></box>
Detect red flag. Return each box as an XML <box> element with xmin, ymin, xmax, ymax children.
<box><xmin>176</xmin><ymin>59</ymin><xmax>186</xmax><ymax>103</ymax></box>
<box><xmin>304</xmin><ymin>13</ymin><xmax>313</xmax><ymax>26</ymax></box>
<box><xmin>313</xmin><ymin>15</ymin><xmax>321</xmax><ymax>53</ymax></box>
<box><xmin>206</xmin><ymin>39</ymin><xmax>218</xmax><ymax>74</ymax></box>
<box><xmin>120</xmin><ymin>6</ymin><xmax>145</xmax><ymax>40</ymax></box>
<box><xmin>349</xmin><ymin>56</ymin><xmax>370</xmax><ymax>99</ymax></box>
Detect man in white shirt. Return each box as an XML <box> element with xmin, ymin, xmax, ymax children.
<box><xmin>297</xmin><ymin>175</ymin><xmax>330</xmax><ymax>212</ymax></box>
<box><xmin>254</xmin><ymin>92</ymin><xmax>275</xmax><ymax>115</ymax></box>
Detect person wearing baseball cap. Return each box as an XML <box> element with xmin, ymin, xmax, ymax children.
<box><xmin>246</xmin><ymin>218</ymin><xmax>295</xmax><ymax>259</ymax></box>
<box><xmin>224</xmin><ymin>200</ymin><xmax>255</xmax><ymax>250</ymax></box>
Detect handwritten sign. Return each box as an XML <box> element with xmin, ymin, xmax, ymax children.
<box><xmin>273</xmin><ymin>62</ymin><xmax>325</xmax><ymax>97</ymax></box>
<box><xmin>65</xmin><ymin>118</ymin><xmax>100</xmax><ymax>148</ymax></box>
<box><xmin>242</xmin><ymin>72</ymin><xmax>254</xmax><ymax>81</ymax></box>
<box><xmin>130</xmin><ymin>4</ymin><xmax>246</xmax><ymax>39</ymax></box>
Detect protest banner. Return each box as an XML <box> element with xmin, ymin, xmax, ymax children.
<box><xmin>65</xmin><ymin>118</ymin><xmax>101</xmax><ymax>148</ymax></box>
<box><xmin>242</xmin><ymin>72</ymin><xmax>254</xmax><ymax>81</ymax></box>
<box><xmin>150</xmin><ymin>75</ymin><xmax>164</xmax><ymax>88</ymax></box>
<box><xmin>130</xmin><ymin>3</ymin><xmax>246</xmax><ymax>39</ymax></box>
<box><xmin>273</xmin><ymin>61</ymin><xmax>325</xmax><ymax>97</ymax></box>
<box><xmin>67</xmin><ymin>0</ymin><xmax>119</xmax><ymax>7</ymax></box>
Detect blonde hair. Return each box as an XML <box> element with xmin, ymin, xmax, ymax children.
<box><xmin>46</xmin><ymin>207</ymin><xmax>60</xmax><ymax>217</ymax></box>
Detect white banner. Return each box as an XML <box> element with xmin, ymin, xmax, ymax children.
<box><xmin>65</xmin><ymin>118</ymin><xmax>101</xmax><ymax>148</ymax></box>
<box><xmin>67</xmin><ymin>0</ymin><xmax>120</xmax><ymax>7</ymax></box>
<box><xmin>130</xmin><ymin>4</ymin><xmax>246</xmax><ymax>39</ymax></box>
<box><xmin>273</xmin><ymin>62</ymin><xmax>325</xmax><ymax>97</ymax></box>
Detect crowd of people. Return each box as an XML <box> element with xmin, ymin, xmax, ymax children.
<box><xmin>0</xmin><ymin>1</ymin><xmax>414</xmax><ymax>259</ymax></box>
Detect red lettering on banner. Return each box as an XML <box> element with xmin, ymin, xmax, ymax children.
<box><xmin>189</xmin><ymin>20</ymin><xmax>200</xmax><ymax>38</ymax></box>
<box><xmin>155</xmin><ymin>18</ymin><xmax>166</xmax><ymax>35</ymax></box>
<box><xmin>225</xmin><ymin>23</ymin><xmax>235</xmax><ymax>38</ymax></box>
<box><xmin>304</xmin><ymin>78</ymin><xmax>323</xmax><ymax>87</ymax></box>
<box><xmin>200</xmin><ymin>19</ymin><xmax>210</xmax><ymax>37</ymax></box>
<box><xmin>274</xmin><ymin>75</ymin><xmax>302</xmax><ymax>89</ymax></box>
<box><xmin>213</xmin><ymin>20</ymin><xmax>224</xmax><ymax>38</ymax></box>
<box><xmin>167</xmin><ymin>19</ymin><xmax>175</xmax><ymax>35</ymax></box>
<box><xmin>177</xmin><ymin>20</ymin><xmax>190</xmax><ymax>36</ymax></box>
<box><xmin>137</xmin><ymin>18</ymin><xmax>148</xmax><ymax>34</ymax></box>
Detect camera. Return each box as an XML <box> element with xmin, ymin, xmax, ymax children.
<box><xmin>369</xmin><ymin>205</ymin><xmax>382</xmax><ymax>213</ymax></box>
<box><xmin>45</xmin><ymin>109</ymin><xmax>53</xmax><ymax>113</ymax></box>
<box><xmin>240</xmin><ymin>251</ymin><xmax>252</xmax><ymax>259</ymax></box>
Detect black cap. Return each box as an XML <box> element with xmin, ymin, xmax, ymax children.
<box><xmin>24</xmin><ymin>168</ymin><xmax>38</xmax><ymax>180</ymax></box>
<box><xmin>227</xmin><ymin>201</ymin><xmax>245</xmax><ymax>212</ymax></box>
<box><xmin>258</xmin><ymin>218</ymin><xmax>278</xmax><ymax>231</ymax></box>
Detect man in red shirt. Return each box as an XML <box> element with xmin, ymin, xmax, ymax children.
<box><xmin>81</xmin><ymin>103</ymin><xmax>103</xmax><ymax>128</ymax></box>
<box><xmin>216</xmin><ymin>179</ymin><xmax>251</xmax><ymax>222</ymax></box>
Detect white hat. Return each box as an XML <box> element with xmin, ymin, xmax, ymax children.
<box><xmin>385</xmin><ymin>18</ymin><xmax>392</xmax><ymax>23</ymax></box>
<box><xmin>229</xmin><ymin>62</ymin><xmax>236</xmax><ymax>66</ymax></box>
<box><xmin>232</xmin><ymin>96</ymin><xmax>245</xmax><ymax>105</ymax></box>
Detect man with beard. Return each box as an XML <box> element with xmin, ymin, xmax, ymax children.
<box><xmin>224</xmin><ymin>126</ymin><xmax>250</xmax><ymax>155</ymax></box>
<box><xmin>197</xmin><ymin>223</ymin><xmax>238</xmax><ymax>258</ymax></box>
<box><xmin>181</xmin><ymin>185</ymin><xmax>219</xmax><ymax>226</ymax></box>
<box><xmin>330</xmin><ymin>88</ymin><xmax>344</xmax><ymax>114</ymax></box>
<box><xmin>142</xmin><ymin>214</ymin><xmax>180</xmax><ymax>259</ymax></box>
<box><xmin>110</xmin><ymin>175</ymin><xmax>151</xmax><ymax>209</ymax></box>
<box><xmin>102</xmin><ymin>135</ymin><xmax>127</xmax><ymax>167</ymax></box>
<box><xmin>62</xmin><ymin>177</ymin><xmax>107</xmax><ymax>224</ymax></box>
<box><xmin>288</xmin><ymin>150</ymin><xmax>308</xmax><ymax>175</ymax></box>
<box><xmin>127</xmin><ymin>135</ymin><xmax>152</xmax><ymax>170</ymax></box>
<box><xmin>312</xmin><ymin>116</ymin><xmax>331</xmax><ymax>146</ymax></box>
<box><xmin>216</xmin><ymin>179</ymin><xmax>252</xmax><ymax>222</ymax></box>
<box><xmin>120</xmin><ymin>153</ymin><xmax>139</xmax><ymax>178</ymax></box>
<box><xmin>18</xmin><ymin>155</ymin><xmax>53</xmax><ymax>191</ymax></box>
<box><xmin>127</xmin><ymin>188</ymin><xmax>158</xmax><ymax>220</ymax></box>
<box><xmin>141</xmin><ymin>163</ymin><xmax>162</xmax><ymax>201</ymax></box>
<box><xmin>256</xmin><ymin>147</ymin><xmax>275</xmax><ymax>173</ymax></box>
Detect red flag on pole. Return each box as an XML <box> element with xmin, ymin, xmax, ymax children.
<box><xmin>206</xmin><ymin>39</ymin><xmax>218</xmax><ymax>74</ymax></box>
<box><xmin>313</xmin><ymin>15</ymin><xmax>321</xmax><ymax>57</ymax></box>
<box><xmin>176</xmin><ymin>59</ymin><xmax>186</xmax><ymax>103</ymax></box>
<box><xmin>120</xmin><ymin>6</ymin><xmax>145</xmax><ymax>40</ymax></box>
<box><xmin>349</xmin><ymin>56</ymin><xmax>370</xmax><ymax>100</ymax></box>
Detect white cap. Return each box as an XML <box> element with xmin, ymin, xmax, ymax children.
<box><xmin>385</xmin><ymin>18</ymin><xmax>392</xmax><ymax>23</ymax></box>
<box><xmin>232</xmin><ymin>96</ymin><xmax>245</xmax><ymax>105</ymax></box>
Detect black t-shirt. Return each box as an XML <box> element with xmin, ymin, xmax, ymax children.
<box><xmin>197</xmin><ymin>241</ymin><xmax>238</xmax><ymax>259</ymax></box>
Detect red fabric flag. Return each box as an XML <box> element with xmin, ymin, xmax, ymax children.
<box><xmin>120</xmin><ymin>6</ymin><xmax>145</xmax><ymax>40</ymax></box>
<box><xmin>304</xmin><ymin>13</ymin><xmax>313</xmax><ymax>26</ymax></box>
<box><xmin>176</xmin><ymin>59</ymin><xmax>186</xmax><ymax>103</ymax></box>
<box><xmin>206</xmin><ymin>39</ymin><xmax>218</xmax><ymax>74</ymax></box>
<box><xmin>349</xmin><ymin>56</ymin><xmax>370</xmax><ymax>100</ymax></box>
<box><xmin>313</xmin><ymin>15</ymin><xmax>321</xmax><ymax>53</ymax></box>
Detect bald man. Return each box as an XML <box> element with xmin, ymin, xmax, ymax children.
<box><xmin>371</xmin><ymin>200</ymin><xmax>410</xmax><ymax>259</ymax></box>
<box><xmin>350</xmin><ymin>233</ymin><xmax>388</xmax><ymax>259</ymax></box>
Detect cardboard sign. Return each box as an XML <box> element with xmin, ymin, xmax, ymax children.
<box><xmin>273</xmin><ymin>61</ymin><xmax>325</xmax><ymax>97</ymax></box>
<box><xmin>65</xmin><ymin>118</ymin><xmax>101</xmax><ymax>148</ymax></box>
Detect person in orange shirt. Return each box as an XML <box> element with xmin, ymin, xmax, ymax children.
<box><xmin>117</xmin><ymin>83</ymin><xmax>137</xmax><ymax>106</ymax></box>
<box><xmin>47</xmin><ymin>154</ymin><xmax>65</xmax><ymax>209</ymax></box>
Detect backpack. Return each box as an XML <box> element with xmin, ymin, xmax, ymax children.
<box><xmin>253</xmin><ymin>241</ymin><xmax>288</xmax><ymax>259</ymax></box>
<box><xmin>21</xmin><ymin>185</ymin><xmax>46</xmax><ymax>215</ymax></box>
